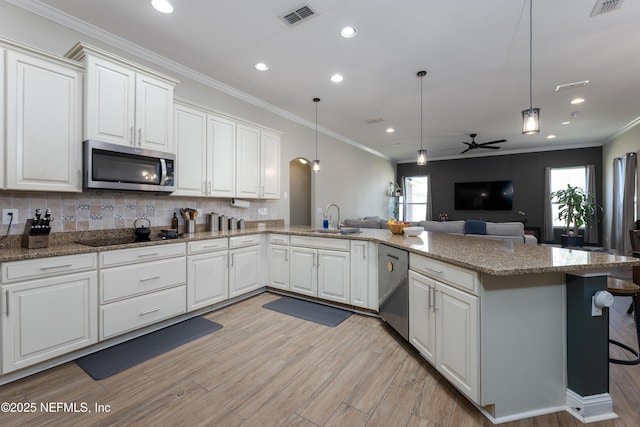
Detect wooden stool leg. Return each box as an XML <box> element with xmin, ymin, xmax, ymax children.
<box><xmin>609</xmin><ymin>294</ymin><xmax>640</xmax><ymax>365</ymax></box>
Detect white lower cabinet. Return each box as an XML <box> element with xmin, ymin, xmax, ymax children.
<box><xmin>289</xmin><ymin>236</ymin><xmax>350</xmax><ymax>303</ymax></box>
<box><xmin>1</xmin><ymin>270</ymin><xmax>98</xmax><ymax>374</ymax></box>
<box><xmin>317</xmin><ymin>250</ymin><xmax>350</xmax><ymax>304</ymax></box>
<box><xmin>269</xmin><ymin>234</ymin><xmax>290</xmax><ymax>290</ymax></box>
<box><xmin>409</xmin><ymin>268</ymin><xmax>480</xmax><ymax>403</ymax></box>
<box><xmin>229</xmin><ymin>235</ymin><xmax>262</xmax><ymax>298</ymax></box>
<box><xmin>187</xmin><ymin>238</ymin><xmax>229</xmax><ymax>311</ymax></box>
<box><xmin>98</xmin><ymin>243</ymin><xmax>186</xmax><ymax>340</ymax></box>
<box><xmin>350</xmin><ymin>241</ymin><xmax>377</xmax><ymax>310</ymax></box>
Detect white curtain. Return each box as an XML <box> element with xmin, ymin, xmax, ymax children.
<box><xmin>611</xmin><ymin>153</ymin><xmax>637</xmax><ymax>253</ymax></box>
<box><xmin>584</xmin><ymin>164</ymin><xmax>598</xmax><ymax>244</ymax></box>
<box><xmin>426</xmin><ymin>176</ymin><xmax>432</xmax><ymax>221</ymax></box>
<box><xmin>543</xmin><ymin>167</ymin><xmax>553</xmax><ymax>241</ymax></box>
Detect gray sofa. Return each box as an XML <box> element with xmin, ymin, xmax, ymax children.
<box><xmin>343</xmin><ymin>217</ymin><xmax>537</xmax><ymax>244</ymax></box>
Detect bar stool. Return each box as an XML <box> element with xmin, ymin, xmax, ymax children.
<box><xmin>607</xmin><ymin>277</ymin><xmax>640</xmax><ymax>365</ymax></box>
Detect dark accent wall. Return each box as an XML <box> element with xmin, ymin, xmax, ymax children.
<box><xmin>397</xmin><ymin>147</ymin><xmax>603</xmax><ymax>244</ymax></box>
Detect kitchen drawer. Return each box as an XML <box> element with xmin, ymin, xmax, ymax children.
<box><xmin>269</xmin><ymin>234</ymin><xmax>289</xmax><ymax>245</ymax></box>
<box><xmin>100</xmin><ymin>257</ymin><xmax>186</xmax><ymax>303</ymax></box>
<box><xmin>2</xmin><ymin>253</ymin><xmax>97</xmax><ymax>283</ymax></box>
<box><xmin>188</xmin><ymin>238</ymin><xmax>228</xmax><ymax>254</ymax></box>
<box><xmin>99</xmin><ymin>243</ymin><xmax>186</xmax><ymax>267</ymax></box>
<box><xmin>410</xmin><ymin>253</ymin><xmax>479</xmax><ymax>295</ymax></box>
<box><xmin>229</xmin><ymin>234</ymin><xmax>261</xmax><ymax>248</ymax></box>
<box><xmin>100</xmin><ymin>285</ymin><xmax>186</xmax><ymax>340</ymax></box>
<box><xmin>290</xmin><ymin>235</ymin><xmax>349</xmax><ymax>251</ymax></box>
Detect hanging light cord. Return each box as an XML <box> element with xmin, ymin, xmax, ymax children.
<box><xmin>315</xmin><ymin>100</ymin><xmax>318</xmax><ymax>159</ymax></box>
<box><xmin>420</xmin><ymin>74</ymin><xmax>423</xmax><ymax>150</ymax></box>
<box><xmin>528</xmin><ymin>0</ymin><xmax>533</xmax><ymax>110</ymax></box>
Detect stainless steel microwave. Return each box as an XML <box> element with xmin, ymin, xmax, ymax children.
<box><xmin>83</xmin><ymin>140</ymin><xmax>175</xmax><ymax>193</ymax></box>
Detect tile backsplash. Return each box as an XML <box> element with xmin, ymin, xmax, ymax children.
<box><xmin>0</xmin><ymin>191</ymin><xmax>282</xmax><ymax>236</ymax></box>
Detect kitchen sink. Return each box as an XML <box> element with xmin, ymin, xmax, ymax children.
<box><xmin>309</xmin><ymin>228</ymin><xmax>361</xmax><ymax>235</ymax></box>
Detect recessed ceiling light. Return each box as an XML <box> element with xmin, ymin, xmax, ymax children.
<box><xmin>570</xmin><ymin>98</ymin><xmax>585</xmax><ymax>104</ymax></box>
<box><xmin>386</xmin><ymin>128</ymin><xmax>395</xmax><ymax>133</ymax></box>
<box><xmin>151</xmin><ymin>0</ymin><xmax>173</xmax><ymax>14</ymax></box>
<box><xmin>547</xmin><ymin>135</ymin><xmax>557</xmax><ymax>139</ymax></box>
<box><xmin>562</xmin><ymin>121</ymin><xmax>571</xmax><ymax>125</ymax></box>
<box><xmin>254</xmin><ymin>62</ymin><xmax>269</xmax><ymax>71</ymax></box>
<box><xmin>298</xmin><ymin>158</ymin><xmax>308</xmax><ymax>164</ymax></box>
<box><xmin>330</xmin><ymin>74</ymin><xmax>343</xmax><ymax>83</ymax></box>
<box><xmin>340</xmin><ymin>26</ymin><xmax>357</xmax><ymax>38</ymax></box>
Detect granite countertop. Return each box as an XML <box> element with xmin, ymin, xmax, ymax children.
<box><xmin>1</xmin><ymin>225</ymin><xmax>638</xmax><ymax>276</ymax></box>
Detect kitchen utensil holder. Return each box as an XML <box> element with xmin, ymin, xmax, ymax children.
<box><xmin>21</xmin><ymin>219</ymin><xmax>50</xmax><ymax>249</ymax></box>
<box><xmin>185</xmin><ymin>220</ymin><xmax>196</xmax><ymax>234</ymax></box>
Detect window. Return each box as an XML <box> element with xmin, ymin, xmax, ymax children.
<box><xmin>550</xmin><ymin>166</ymin><xmax>586</xmax><ymax>227</ymax></box>
<box><xmin>402</xmin><ymin>176</ymin><xmax>430</xmax><ymax>222</ymax></box>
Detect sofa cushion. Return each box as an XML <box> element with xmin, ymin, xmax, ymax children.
<box><xmin>418</xmin><ymin>220</ymin><xmax>465</xmax><ymax>234</ymax></box>
<box><xmin>343</xmin><ymin>218</ymin><xmax>381</xmax><ymax>229</ymax></box>
<box><xmin>485</xmin><ymin>221</ymin><xmax>524</xmax><ymax>236</ymax></box>
<box><xmin>464</xmin><ymin>220</ymin><xmax>487</xmax><ymax>235</ymax></box>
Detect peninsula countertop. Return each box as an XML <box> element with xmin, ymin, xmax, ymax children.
<box><xmin>1</xmin><ymin>225</ymin><xmax>637</xmax><ymax>276</ymax></box>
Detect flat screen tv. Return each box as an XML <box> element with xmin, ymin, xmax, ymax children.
<box><xmin>454</xmin><ymin>180</ymin><xmax>513</xmax><ymax>210</ymax></box>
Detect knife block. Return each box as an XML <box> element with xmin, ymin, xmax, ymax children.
<box><xmin>21</xmin><ymin>219</ymin><xmax>50</xmax><ymax>249</ymax></box>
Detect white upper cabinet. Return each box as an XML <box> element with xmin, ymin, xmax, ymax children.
<box><xmin>66</xmin><ymin>42</ymin><xmax>178</xmax><ymax>152</ymax></box>
<box><xmin>173</xmin><ymin>101</ymin><xmax>236</xmax><ymax>197</ymax></box>
<box><xmin>5</xmin><ymin>48</ymin><xmax>83</xmax><ymax>192</ymax></box>
<box><xmin>207</xmin><ymin>114</ymin><xmax>236</xmax><ymax>197</ymax></box>
<box><xmin>236</xmin><ymin>124</ymin><xmax>281</xmax><ymax>199</ymax></box>
<box><xmin>0</xmin><ymin>46</ymin><xmax>5</xmax><ymax>189</ymax></box>
<box><xmin>173</xmin><ymin>102</ymin><xmax>207</xmax><ymax>196</ymax></box>
<box><xmin>260</xmin><ymin>130</ymin><xmax>281</xmax><ymax>199</ymax></box>
<box><xmin>236</xmin><ymin>123</ymin><xmax>261</xmax><ymax>198</ymax></box>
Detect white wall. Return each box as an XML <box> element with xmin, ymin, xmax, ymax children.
<box><xmin>0</xmin><ymin>1</ymin><xmax>395</xmax><ymax>227</ymax></box>
<box><xmin>602</xmin><ymin>123</ymin><xmax>640</xmax><ymax>249</ymax></box>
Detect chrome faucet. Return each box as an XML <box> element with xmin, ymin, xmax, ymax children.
<box><xmin>323</xmin><ymin>203</ymin><xmax>341</xmax><ymax>231</ymax></box>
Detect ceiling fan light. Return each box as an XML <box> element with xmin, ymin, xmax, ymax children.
<box><xmin>312</xmin><ymin>159</ymin><xmax>320</xmax><ymax>172</ymax></box>
<box><xmin>522</xmin><ymin>108</ymin><xmax>540</xmax><ymax>134</ymax></box>
<box><xmin>151</xmin><ymin>0</ymin><xmax>173</xmax><ymax>14</ymax></box>
<box><xmin>416</xmin><ymin>149</ymin><xmax>427</xmax><ymax>166</ymax></box>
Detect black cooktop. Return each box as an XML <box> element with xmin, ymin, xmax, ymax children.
<box><xmin>75</xmin><ymin>232</ymin><xmax>181</xmax><ymax>247</ymax></box>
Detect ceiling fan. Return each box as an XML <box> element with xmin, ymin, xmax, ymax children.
<box><xmin>460</xmin><ymin>133</ymin><xmax>507</xmax><ymax>154</ymax></box>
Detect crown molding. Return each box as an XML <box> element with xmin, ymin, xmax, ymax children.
<box><xmin>7</xmin><ymin>0</ymin><xmax>391</xmax><ymax>162</ymax></box>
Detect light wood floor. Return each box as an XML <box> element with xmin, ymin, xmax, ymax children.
<box><xmin>1</xmin><ymin>291</ymin><xmax>639</xmax><ymax>426</ymax></box>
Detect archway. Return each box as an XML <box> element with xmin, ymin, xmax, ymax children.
<box><xmin>290</xmin><ymin>158</ymin><xmax>312</xmax><ymax>225</ymax></box>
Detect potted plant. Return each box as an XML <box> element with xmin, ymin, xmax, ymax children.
<box><xmin>550</xmin><ymin>184</ymin><xmax>601</xmax><ymax>247</ymax></box>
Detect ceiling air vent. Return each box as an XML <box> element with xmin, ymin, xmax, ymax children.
<box><xmin>280</xmin><ymin>5</ymin><xmax>317</xmax><ymax>27</ymax></box>
<box><xmin>590</xmin><ymin>0</ymin><xmax>624</xmax><ymax>17</ymax></box>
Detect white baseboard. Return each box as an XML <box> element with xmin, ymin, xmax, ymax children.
<box><xmin>566</xmin><ymin>389</ymin><xmax>618</xmax><ymax>423</ymax></box>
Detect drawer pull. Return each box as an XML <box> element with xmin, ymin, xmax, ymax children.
<box><xmin>242</xmin><ymin>239</ymin><xmax>255</xmax><ymax>244</ymax></box>
<box><xmin>137</xmin><ymin>253</ymin><xmax>161</xmax><ymax>258</ymax></box>
<box><xmin>40</xmin><ymin>264</ymin><xmax>73</xmax><ymax>271</ymax></box>
<box><xmin>422</xmin><ymin>266</ymin><xmax>444</xmax><ymax>275</ymax></box>
<box><xmin>139</xmin><ymin>275</ymin><xmax>161</xmax><ymax>282</ymax></box>
<box><xmin>203</xmin><ymin>244</ymin><xmax>223</xmax><ymax>249</ymax></box>
<box><xmin>139</xmin><ymin>308</ymin><xmax>160</xmax><ymax>316</ymax></box>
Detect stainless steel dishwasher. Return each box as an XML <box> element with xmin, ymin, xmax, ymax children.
<box><xmin>378</xmin><ymin>244</ymin><xmax>409</xmax><ymax>340</ymax></box>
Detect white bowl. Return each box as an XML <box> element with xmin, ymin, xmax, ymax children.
<box><xmin>403</xmin><ymin>226</ymin><xmax>424</xmax><ymax>237</ymax></box>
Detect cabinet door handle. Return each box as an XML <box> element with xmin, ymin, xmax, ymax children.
<box><xmin>130</xmin><ymin>127</ymin><xmax>134</xmax><ymax>145</ymax></box>
<box><xmin>433</xmin><ymin>288</ymin><xmax>439</xmax><ymax>311</ymax></box>
<box><xmin>208</xmin><ymin>181</ymin><xmax>212</xmax><ymax>194</ymax></box>
<box><xmin>428</xmin><ymin>286</ymin><xmax>435</xmax><ymax>311</ymax></box>
<box><xmin>138</xmin><ymin>128</ymin><xmax>142</xmax><ymax>146</ymax></box>
<box><xmin>139</xmin><ymin>275</ymin><xmax>161</xmax><ymax>282</ymax></box>
<box><xmin>362</xmin><ymin>246</ymin><xmax>366</xmax><ymax>260</ymax></box>
<box><xmin>422</xmin><ymin>266</ymin><xmax>444</xmax><ymax>275</ymax></box>
<box><xmin>5</xmin><ymin>290</ymin><xmax>9</xmax><ymax>316</ymax></box>
<box><xmin>137</xmin><ymin>253</ymin><xmax>160</xmax><ymax>258</ymax></box>
<box><xmin>285</xmin><ymin>249</ymin><xmax>288</xmax><ymax>262</ymax></box>
<box><xmin>139</xmin><ymin>307</ymin><xmax>160</xmax><ymax>316</ymax></box>
<box><xmin>230</xmin><ymin>253</ymin><xmax>234</xmax><ymax>266</ymax></box>
<box><xmin>40</xmin><ymin>264</ymin><xmax>73</xmax><ymax>271</ymax></box>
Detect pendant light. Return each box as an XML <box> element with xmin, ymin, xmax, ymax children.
<box><xmin>522</xmin><ymin>0</ymin><xmax>540</xmax><ymax>134</ymax></box>
<box><xmin>312</xmin><ymin>97</ymin><xmax>321</xmax><ymax>172</ymax></box>
<box><xmin>416</xmin><ymin>71</ymin><xmax>427</xmax><ymax>165</ymax></box>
